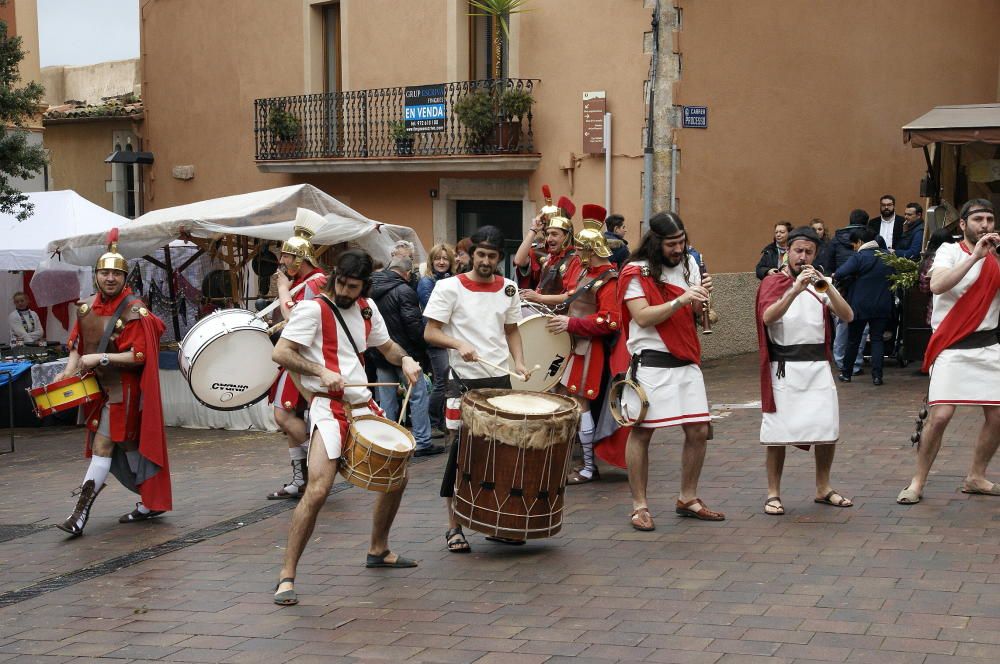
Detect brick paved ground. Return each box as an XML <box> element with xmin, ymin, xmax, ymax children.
<box><xmin>1</xmin><ymin>353</ymin><xmax>998</xmax><ymax>663</ymax></box>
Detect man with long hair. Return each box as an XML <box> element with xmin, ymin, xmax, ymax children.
<box><xmin>617</xmin><ymin>212</ymin><xmax>724</xmax><ymax>531</ymax></box>
<box><xmin>898</xmin><ymin>200</ymin><xmax>1000</xmax><ymax>504</ymax></box>
<box><xmin>272</xmin><ymin>250</ymin><xmax>422</xmax><ymax>606</ymax></box>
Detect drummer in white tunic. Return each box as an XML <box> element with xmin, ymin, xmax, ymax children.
<box><xmin>755</xmin><ymin>226</ymin><xmax>854</xmax><ymax>515</ymax></box>
<box><xmin>618</xmin><ymin>212</ymin><xmax>725</xmax><ymax>531</ymax></box>
<box><xmin>898</xmin><ymin>200</ymin><xmax>1000</xmax><ymax>505</ymax></box>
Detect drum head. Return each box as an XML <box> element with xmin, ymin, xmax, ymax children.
<box><xmin>188</xmin><ymin>327</ymin><xmax>279</xmax><ymax>410</ymax></box>
<box><xmin>486</xmin><ymin>393</ymin><xmax>562</xmax><ymax>414</ymax></box>
<box><xmin>508</xmin><ymin>315</ymin><xmax>572</xmax><ymax>392</ymax></box>
<box><xmin>353</xmin><ymin>417</ymin><xmax>415</xmax><ymax>453</ymax></box>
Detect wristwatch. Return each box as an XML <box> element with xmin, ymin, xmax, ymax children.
<box><xmin>99</xmin><ymin>353</ymin><xmax>110</xmax><ymax>367</ymax></box>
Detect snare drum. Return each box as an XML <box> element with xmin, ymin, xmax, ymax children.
<box><xmin>508</xmin><ymin>314</ymin><xmax>572</xmax><ymax>392</ymax></box>
<box><xmin>453</xmin><ymin>389</ymin><xmax>578</xmax><ymax>539</ymax></box>
<box><xmin>178</xmin><ymin>308</ymin><xmax>279</xmax><ymax>410</ymax></box>
<box><xmin>28</xmin><ymin>372</ymin><xmax>102</xmax><ymax>418</ymax></box>
<box><xmin>340</xmin><ymin>415</ymin><xmax>415</xmax><ymax>493</ymax></box>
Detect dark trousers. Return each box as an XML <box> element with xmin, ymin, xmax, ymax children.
<box><xmin>427</xmin><ymin>346</ymin><xmax>450</xmax><ymax>430</ymax></box>
<box><xmin>842</xmin><ymin>317</ymin><xmax>888</xmax><ymax>379</ymax></box>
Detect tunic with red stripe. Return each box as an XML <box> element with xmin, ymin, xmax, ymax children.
<box><xmin>269</xmin><ymin>266</ymin><xmax>328</xmax><ymax>410</ymax></box>
<box><xmin>559</xmin><ymin>263</ymin><xmax>621</xmax><ymax>399</ymax></box>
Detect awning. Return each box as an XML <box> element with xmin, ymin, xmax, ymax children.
<box><xmin>903</xmin><ymin>103</ymin><xmax>1000</xmax><ymax>147</ymax></box>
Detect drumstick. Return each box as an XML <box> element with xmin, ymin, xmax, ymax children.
<box><xmin>344</xmin><ymin>382</ymin><xmax>398</xmax><ymax>388</ymax></box>
<box><xmin>397</xmin><ymin>381</ymin><xmax>414</xmax><ymax>426</ymax></box>
<box><xmin>267</xmin><ymin>320</ymin><xmax>287</xmax><ymax>335</ymax></box>
<box><xmin>476</xmin><ymin>358</ymin><xmax>541</xmax><ymax>380</ymax></box>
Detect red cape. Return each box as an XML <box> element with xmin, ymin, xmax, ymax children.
<box><xmin>593</xmin><ymin>335</ymin><xmax>632</xmax><ymax>469</ymax></box>
<box><xmin>922</xmin><ymin>245</ymin><xmax>1000</xmax><ymax>372</ymax></box>
<box><xmin>617</xmin><ymin>264</ymin><xmax>700</xmax><ymax>364</ymax></box>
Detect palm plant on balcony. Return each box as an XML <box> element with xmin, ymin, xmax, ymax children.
<box><xmin>469</xmin><ymin>0</ymin><xmax>532</xmax><ymax>80</ymax></box>
<box><xmin>388</xmin><ymin>120</ymin><xmax>415</xmax><ymax>157</ymax></box>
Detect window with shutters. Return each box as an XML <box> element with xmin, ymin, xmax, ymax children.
<box><xmin>469</xmin><ymin>6</ymin><xmax>507</xmax><ymax>80</ymax></box>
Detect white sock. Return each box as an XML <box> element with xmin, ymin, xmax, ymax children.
<box><xmin>83</xmin><ymin>455</ymin><xmax>112</xmax><ymax>488</ymax></box>
<box><xmin>579</xmin><ymin>411</ymin><xmax>596</xmax><ymax>444</ymax></box>
<box><xmin>288</xmin><ymin>445</ymin><xmax>307</xmax><ymax>461</ymax></box>
<box><xmin>136</xmin><ymin>503</ymin><xmax>151</xmax><ymax>515</ymax></box>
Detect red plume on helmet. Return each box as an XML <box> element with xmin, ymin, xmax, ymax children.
<box><xmin>541</xmin><ymin>184</ymin><xmax>552</xmax><ymax>205</ymax></box>
<box><xmin>581</xmin><ymin>204</ymin><xmax>606</xmax><ymax>223</ymax></box>
<box><xmin>557</xmin><ymin>196</ymin><xmax>576</xmax><ymax>219</ymax></box>
<box><xmin>96</xmin><ymin>227</ymin><xmax>128</xmax><ymax>272</ymax></box>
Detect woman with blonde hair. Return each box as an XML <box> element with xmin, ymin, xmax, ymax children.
<box><xmin>417</xmin><ymin>243</ymin><xmax>456</xmax><ymax>436</ymax></box>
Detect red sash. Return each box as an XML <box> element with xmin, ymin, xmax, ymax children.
<box><xmin>292</xmin><ymin>267</ymin><xmax>327</xmax><ymax>301</ymax></box>
<box><xmin>617</xmin><ymin>264</ymin><xmax>700</xmax><ymax>364</ymax></box>
<box><xmin>922</xmin><ymin>244</ymin><xmax>1000</xmax><ymax>372</ymax></box>
<box><xmin>317</xmin><ymin>297</ymin><xmax>372</xmax><ymax>397</ymax></box>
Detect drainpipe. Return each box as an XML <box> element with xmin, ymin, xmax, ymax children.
<box><xmin>670</xmin><ymin>143</ymin><xmax>678</xmax><ymax>212</ymax></box>
<box><xmin>604</xmin><ymin>112</ymin><xmax>612</xmax><ymax>213</ymax></box>
<box><xmin>642</xmin><ymin>0</ymin><xmax>661</xmax><ymax>234</ymax></box>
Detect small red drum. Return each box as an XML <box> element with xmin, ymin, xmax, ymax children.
<box><xmin>339</xmin><ymin>415</ymin><xmax>415</xmax><ymax>493</ymax></box>
<box><xmin>28</xmin><ymin>372</ymin><xmax>102</xmax><ymax>418</ymax></box>
<box><xmin>453</xmin><ymin>389</ymin><xmax>578</xmax><ymax>539</ymax></box>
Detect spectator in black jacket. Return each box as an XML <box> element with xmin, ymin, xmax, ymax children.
<box><xmin>811</xmin><ymin>218</ymin><xmax>832</xmax><ymax>273</ymax></box>
<box><xmin>755</xmin><ymin>221</ymin><xmax>792</xmax><ymax>279</ymax></box>
<box><xmin>369</xmin><ymin>256</ymin><xmax>443</xmax><ymax>456</ymax></box>
<box><xmin>604</xmin><ymin>214</ymin><xmax>630</xmax><ymax>268</ymax></box>
<box><xmin>896</xmin><ymin>202</ymin><xmax>925</xmax><ymax>260</ymax></box>
<box><xmin>830</xmin><ymin>209</ymin><xmax>870</xmax><ymax>375</ymax></box>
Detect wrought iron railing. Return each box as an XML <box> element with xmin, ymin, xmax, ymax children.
<box><xmin>254</xmin><ymin>78</ymin><xmax>537</xmax><ymax>160</ymax></box>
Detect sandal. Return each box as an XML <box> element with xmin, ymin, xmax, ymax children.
<box><xmin>896</xmin><ymin>485</ymin><xmax>922</xmax><ymax>505</ymax></box>
<box><xmin>267</xmin><ymin>485</ymin><xmax>304</xmax><ymax>500</ymax></box>
<box><xmin>675</xmin><ymin>498</ymin><xmax>726</xmax><ymax>521</ymax></box>
<box><xmin>961</xmin><ymin>481</ymin><xmax>1000</xmax><ymax>496</ymax></box>
<box><xmin>567</xmin><ymin>467</ymin><xmax>599</xmax><ymax>485</ymax></box>
<box><xmin>446</xmin><ymin>527</ymin><xmax>471</xmax><ymax>553</ymax></box>
<box><xmin>365</xmin><ymin>551</ymin><xmax>418</xmax><ymax>568</ymax></box>
<box><xmin>763</xmin><ymin>496</ymin><xmax>784</xmax><ymax>515</ymax></box>
<box><xmin>814</xmin><ymin>490</ymin><xmax>853</xmax><ymax>507</ymax></box>
<box><xmin>118</xmin><ymin>505</ymin><xmax>165</xmax><ymax>523</ymax></box>
<box><xmin>630</xmin><ymin>507</ymin><xmax>655</xmax><ymax>531</ymax></box>
<box><xmin>273</xmin><ymin>577</ymin><xmax>297</xmax><ymax>606</ymax></box>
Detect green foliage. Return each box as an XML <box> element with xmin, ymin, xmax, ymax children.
<box><xmin>497</xmin><ymin>87</ymin><xmax>533</xmax><ymax>120</ymax></box>
<box><xmin>0</xmin><ymin>17</ymin><xmax>47</xmax><ymax>221</ymax></box>
<box><xmin>388</xmin><ymin>120</ymin><xmax>410</xmax><ymax>141</ymax></box>
<box><xmin>468</xmin><ymin>0</ymin><xmax>533</xmax><ymax>39</ymax></box>
<box><xmin>267</xmin><ymin>106</ymin><xmax>301</xmax><ymax>141</ymax></box>
<box><xmin>876</xmin><ymin>250</ymin><xmax>919</xmax><ymax>291</ymax></box>
<box><xmin>453</xmin><ymin>89</ymin><xmax>496</xmax><ymax>140</ymax></box>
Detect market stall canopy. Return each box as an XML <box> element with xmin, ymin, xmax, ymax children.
<box><xmin>47</xmin><ymin>184</ymin><xmax>425</xmax><ymax>268</ymax></box>
<box><xmin>1</xmin><ymin>190</ymin><xmax>129</xmax><ymax>270</ymax></box>
<box><xmin>903</xmin><ymin>103</ymin><xmax>1000</xmax><ymax>147</ymax></box>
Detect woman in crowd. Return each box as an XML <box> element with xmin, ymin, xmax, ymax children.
<box><xmin>417</xmin><ymin>243</ymin><xmax>456</xmax><ymax>436</ymax></box>
<box><xmin>454</xmin><ymin>237</ymin><xmax>472</xmax><ymax>273</ymax></box>
<box><xmin>755</xmin><ymin>221</ymin><xmax>793</xmax><ymax>279</ymax></box>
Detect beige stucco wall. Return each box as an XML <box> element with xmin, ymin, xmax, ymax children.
<box><xmin>44</xmin><ymin>120</ymin><xmax>134</xmax><ymax>210</ymax></box>
<box><xmin>13</xmin><ymin>0</ymin><xmax>40</xmax><ymax>91</ymax></box>
<box><xmin>673</xmin><ymin>0</ymin><xmax>1000</xmax><ymax>274</ymax></box>
<box><xmin>42</xmin><ymin>59</ymin><xmax>140</xmax><ymax>106</ymax></box>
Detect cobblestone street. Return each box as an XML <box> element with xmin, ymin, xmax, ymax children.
<box><xmin>1</xmin><ymin>353</ymin><xmax>998</xmax><ymax>663</ymax></box>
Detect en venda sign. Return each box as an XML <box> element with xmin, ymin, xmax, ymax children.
<box><xmin>404</xmin><ymin>84</ymin><xmax>446</xmax><ymax>132</ymax></box>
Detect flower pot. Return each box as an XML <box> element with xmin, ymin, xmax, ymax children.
<box><xmin>493</xmin><ymin>120</ymin><xmax>522</xmax><ymax>153</ymax></box>
<box><xmin>274</xmin><ymin>139</ymin><xmax>300</xmax><ymax>158</ymax></box>
<box><xmin>394</xmin><ymin>136</ymin><xmax>415</xmax><ymax>157</ymax></box>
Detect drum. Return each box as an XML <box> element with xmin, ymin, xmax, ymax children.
<box><xmin>178</xmin><ymin>308</ymin><xmax>279</xmax><ymax>410</ymax></box>
<box><xmin>340</xmin><ymin>415</ymin><xmax>415</xmax><ymax>492</ymax></box>
<box><xmin>453</xmin><ymin>389</ymin><xmax>578</xmax><ymax>539</ymax></box>
<box><xmin>509</xmin><ymin>314</ymin><xmax>572</xmax><ymax>392</ymax></box>
<box><xmin>28</xmin><ymin>372</ymin><xmax>102</xmax><ymax>418</ymax></box>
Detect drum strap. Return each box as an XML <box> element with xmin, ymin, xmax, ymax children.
<box><xmin>553</xmin><ymin>270</ymin><xmax>618</xmax><ymax>314</ymax></box>
<box><xmin>97</xmin><ymin>295</ymin><xmax>141</xmax><ymax>355</ymax></box>
<box><xmin>319</xmin><ymin>295</ymin><xmax>364</xmax><ymax>362</ymax></box>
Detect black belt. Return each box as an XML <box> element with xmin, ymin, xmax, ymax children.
<box><xmin>949</xmin><ymin>327</ymin><xmax>1000</xmax><ymax>350</ymax></box>
<box><xmin>631</xmin><ymin>349</ymin><xmax>693</xmax><ymax>374</ymax></box>
<box><xmin>768</xmin><ymin>342</ymin><xmax>827</xmax><ymax>379</ymax></box>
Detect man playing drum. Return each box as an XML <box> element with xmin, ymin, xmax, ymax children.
<box><xmin>618</xmin><ymin>212</ymin><xmax>724</xmax><ymax>531</ymax></box>
<box><xmin>756</xmin><ymin>226</ymin><xmax>854</xmax><ymax>515</ymax></box>
<box><xmin>898</xmin><ymin>200</ymin><xmax>1000</xmax><ymax>505</ymax></box>
<box><xmin>513</xmin><ymin>187</ymin><xmax>582</xmax><ymax>307</ymax></box>
<box><xmin>272</xmin><ymin>250</ymin><xmax>422</xmax><ymax>606</ymax></box>
<box><xmin>423</xmin><ymin>225</ymin><xmax>531</xmax><ymax>553</ymax></box>
<box><xmin>267</xmin><ymin>209</ymin><xmax>329</xmax><ymax>501</ymax></box>
<box><xmin>55</xmin><ymin>229</ymin><xmax>171</xmax><ymax>536</ymax></box>
<box><xmin>545</xmin><ymin>204</ymin><xmax>622</xmax><ymax>484</ymax></box>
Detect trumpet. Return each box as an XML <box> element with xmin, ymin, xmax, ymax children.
<box><xmin>698</xmin><ymin>256</ymin><xmax>713</xmax><ymax>335</ymax></box>
<box><xmin>797</xmin><ymin>262</ymin><xmax>829</xmax><ymax>293</ymax></box>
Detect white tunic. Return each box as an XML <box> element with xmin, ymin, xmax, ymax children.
<box><xmin>760</xmin><ymin>285</ymin><xmax>839</xmax><ymax>445</ymax></box>
<box><xmin>927</xmin><ymin>242</ymin><xmax>1000</xmax><ymax>406</ymax></box>
<box><xmin>622</xmin><ymin>258</ymin><xmax>710</xmax><ymax>429</ymax></box>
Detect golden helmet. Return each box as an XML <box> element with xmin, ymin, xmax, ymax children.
<box><xmin>280</xmin><ymin>208</ymin><xmax>323</xmax><ymax>267</ymax></box>
<box><xmin>575</xmin><ymin>204</ymin><xmax>611</xmax><ymax>258</ymax></box>
<box><xmin>95</xmin><ymin>228</ymin><xmax>128</xmax><ymax>273</ymax></box>
<box><xmin>544</xmin><ymin>194</ymin><xmax>576</xmax><ymax>243</ymax></box>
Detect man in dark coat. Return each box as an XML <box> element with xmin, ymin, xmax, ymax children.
<box><xmin>369</xmin><ymin>256</ymin><xmax>442</xmax><ymax>456</ymax></box>
<box><xmin>830</xmin><ymin>210</ymin><xmax>870</xmax><ymax>375</ymax></box>
<box><xmin>604</xmin><ymin>214</ymin><xmax>630</xmax><ymax>268</ymax></box>
<box><xmin>835</xmin><ymin>228</ymin><xmax>894</xmax><ymax>385</ymax></box>
<box><xmin>868</xmin><ymin>194</ymin><xmax>905</xmax><ymax>252</ymax></box>
<box><xmin>896</xmin><ymin>202</ymin><xmax>926</xmax><ymax>260</ymax></box>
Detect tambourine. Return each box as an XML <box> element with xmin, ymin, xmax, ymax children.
<box><xmin>609</xmin><ymin>373</ymin><xmax>649</xmax><ymax>427</ymax></box>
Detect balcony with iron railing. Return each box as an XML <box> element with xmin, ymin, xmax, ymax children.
<box><xmin>254</xmin><ymin>78</ymin><xmax>540</xmax><ymax>173</ymax></box>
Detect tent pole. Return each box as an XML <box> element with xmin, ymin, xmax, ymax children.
<box><xmin>162</xmin><ymin>246</ymin><xmax>182</xmax><ymax>341</ymax></box>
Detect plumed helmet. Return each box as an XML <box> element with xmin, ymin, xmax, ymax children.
<box><xmin>575</xmin><ymin>204</ymin><xmax>612</xmax><ymax>258</ymax></box>
<box><xmin>544</xmin><ymin>195</ymin><xmax>576</xmax><ymax>241</ymax></box>
<box><xmin>95</xmin><ymin>228</ymin><xmax>128</xmax><ymax>273</ymax></box>
<box><xmin>539</xmin><ymin>184</ymin><xmax>560</xmax><ymax>220</ymax></box>
<box><xmin>280</xmin><ymin>208</ymin><xmax>323</xmax><ymax>267</ymax></box>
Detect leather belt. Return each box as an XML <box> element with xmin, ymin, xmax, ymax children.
<box><xmin>768</xmin><ymin>342</ymin><xmax>827</xmax><ymax>379</ymax></box>
<box><xmin>631</xmin><ymin>349</ymin><xmax>693</xmax><ymax>372</ymax></box>
<box><xmin>949</xmin><ymin>327</ymin><xmax>1000</xmax><ymax>350</ymax></box>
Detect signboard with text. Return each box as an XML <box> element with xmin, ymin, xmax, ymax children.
<box><xmin>404</xmin><ymin>84</ymin><xmax>446</xmax><ymax>132</ymax></box>
<box><xmin>682</xmin><ymin>106</ymin><xmax>708</xmax><ymax>129</ymax></box>
<box><xmin>582</xmin><ymin>90</ymin><xmax>606</xmax><ymax>154</ymax></box>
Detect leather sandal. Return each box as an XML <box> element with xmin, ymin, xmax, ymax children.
<box><xmin>365</xmin><ymin>551</ymin><xmax>418</xmax><ymax>568</ymax></box>
<box><xmin>445</xmin><ymin>527</ymin><xmax>471</xmax><ymax>553</ymax></box>
<box><xmin>267</xmin><ymin>484</ymin><xmax>305</xmax><ymax>500</ymax></box>
<box><xmin>630</xmin><ymin>507</ymin><xmax>655</xmax><ymax>531</ymax></box>
<box><xmin>567</xmin><ymin>467</ymin><xmax>599</xmax><ymax>484</ymax></box>
<box><xmin>274</xmin><ymin>577</ymin><xmax>297</xmax><ymax>606</ymax></box>
<box><xmin>119</xmin><ymin>504</ymin><xmax>165</xmax><ymax>523</ymax></box>
<box><xmin>675</xmin><ymin>498</ymin><xmax>726</xmax><ymax>521</ymax></box>
<box><xmin>763</xmin><ymin>496</ymin><xmax>784</xmax><ymax>515</ymax></box>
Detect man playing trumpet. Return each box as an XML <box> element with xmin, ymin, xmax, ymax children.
<box><xmin>755</xmin><ymin>226</ymin><xmax>854</xmax><ymax>515</ymax></box>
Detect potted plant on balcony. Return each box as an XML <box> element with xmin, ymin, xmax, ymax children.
<box><xmin>495</xmin><ymin>87</ymin><xmax>534</xmax><ymax>152</ymax></box>
<box><xmin>388</xmin><ymin>120</ymin><xmax>415</xmax><ymax>157</ymax></box>
<box><xmin>454</xmin><ymin>88</ymin><xmax>496</xmax><ymax>153</ymax></box>
<box><xmin>267</xmin><ymin>105</ymin><xmax>301</xmax><ymax>156</ymax></box>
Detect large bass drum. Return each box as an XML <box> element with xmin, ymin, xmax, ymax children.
<box><xmin>178</xmin><ymin>308</ymin><xmax>279</xmax><ymax>410</ymax></box>
<box><xmin>508</xmin><ymin>314</ymin><xmax>571</xmax><ymax>392</ymax></box>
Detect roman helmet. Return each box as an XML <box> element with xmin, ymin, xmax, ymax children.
<box><xmin>280</xmin><ymin>208</ymin><xmax>323</xmax><ymax>269</ymax></box>
<box><xmin>95</xmin><ymin>228</ymin><xmax>128</xmax><ymax>273</ymax></box>
<box><xmin>542</xmin><ymin>189</ymin><xmax>576</xmax><ymax>251</ymax></box>
<box><xmin>575</xmin><ymin>204</ymin><xmax>612</xmax><ymax>259</ymax></box>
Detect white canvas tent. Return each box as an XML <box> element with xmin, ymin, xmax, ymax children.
<box><xmin>47</xmin><ymin>184</ymin><xmax>425</xmax><ymax>268</ymax></box>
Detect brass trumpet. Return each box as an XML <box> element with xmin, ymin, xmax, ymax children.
<box><xmin>698</xmin><ymin>256</ymin><xmax>713</xmax><ymax>335</ymax></box>
<box><xmin>796</xmin><ymin>261</ymin><xmax>829</xmax><ymax>293</ymax></box>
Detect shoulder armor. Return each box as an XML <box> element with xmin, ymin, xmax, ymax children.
<box><xmin>640</xmin><ymin>265</ymin><xmax>650</xmax><ymax>277</ymax></box>
<box><xmin>539</xmin><ymin>255</ymin><xmax>549</xmax><ymax>266</ymax></box>
<box><xmin>77</xmin><ymin>302</ymin><xmax>91</xmax><ymax>317</ymax></box>
<box><xmin>558</xmin><ymin>263</ymin><xmax>568</xmax><ymax>275</ymax></box>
